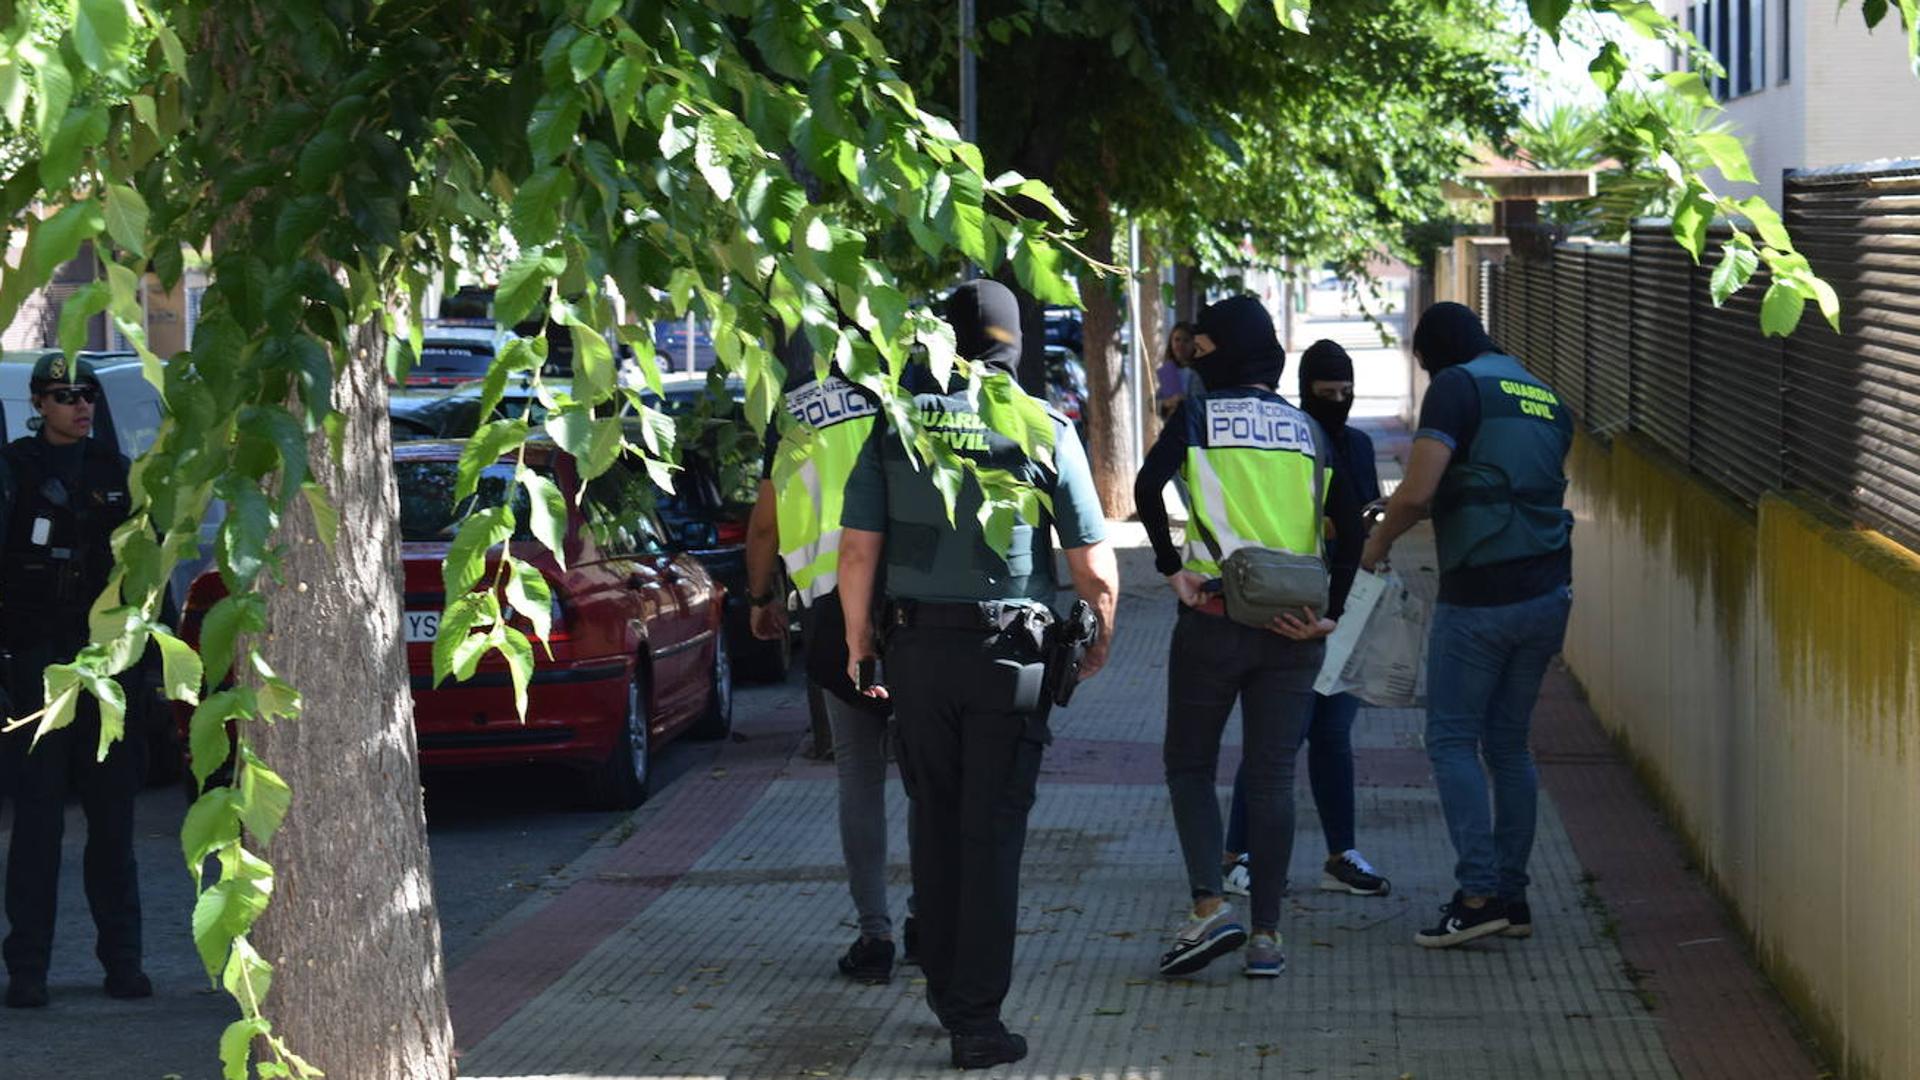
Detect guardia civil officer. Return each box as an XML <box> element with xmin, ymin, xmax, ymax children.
<box><xmin>1</xmin><ymin>354</ymin><xmax>148</xmax><ymax>1008</ymax></box>
<box><xmin>1133</xmin><ymin>297</ymin><xmax>1361</xmax><ymax>980</ymax></box>
<box><xmin>837</xmin><ymin>280</ymin><xmax>1118</xmax><ymax>1070</ymax></box>
<box><xmin>1362</xmin><ymin>302</ymin><xmax>1574</xmax><ymax>948</ymax></box>
<box><xmin>742</xmin><ymin>337</ymin><xmax>910</xmax><ymax>984</ymax></box>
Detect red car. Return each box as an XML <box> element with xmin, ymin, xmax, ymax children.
<box><xmin>182</xmin><ymin>440</ymin><xmax>732</xmax><ymax>808</ymax></box>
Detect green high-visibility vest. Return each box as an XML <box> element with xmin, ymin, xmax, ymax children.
<box><xmin>1179</xmin><ymin>387</ymin><xmax>1331</xmax><ymax>577</ymax></box>
<box><xmin>773</xmin><ymin>373</ymin><xmax>878</xmax><ymax>606</ymax></box>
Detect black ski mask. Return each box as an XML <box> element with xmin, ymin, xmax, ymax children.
<box><xmin>945</xmin><ymin>279</ymin><xmax>1023</xmax><ymax>375</ymax></box>
<box><xmin>1298</xmin><ymin>339</ymin><xmax>1355</xmax><ymax>438</ymax></box>
<box><xmin>1193</xmin><ymin>296</ymin><xmax>1285</xmax><ymax>391</ymax></box>
<box><xmin>1411</xmin><ymin>301</ymin><xmax>1500</xmax><ymax>372</ymax></box>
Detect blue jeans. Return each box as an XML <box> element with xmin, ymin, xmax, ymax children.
<box><xmin>1424</xmin><ymin>585</ymin><xmax>1573</xmax><ymax>899</ymax></box>
<box><xmin>1225</xmin><ymin>691</ymin><xmax>1364</xmax><ymax>858</ymax></box>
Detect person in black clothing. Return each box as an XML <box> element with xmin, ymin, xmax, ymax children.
<box><xmin>1</xmin><ymin>353</ymin><xmax>148</xmax><ymax>1009</ymax></box>
<box><xmin>1219</xmin><ymin>339</ymin><xmax>1393</xmax><ymax>899</ymax></box>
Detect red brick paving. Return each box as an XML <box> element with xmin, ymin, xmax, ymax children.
<box><xmin>1534</xmin><ymin>668</ymin><xmax>1826</xmax><ymax>1079</ymax></box>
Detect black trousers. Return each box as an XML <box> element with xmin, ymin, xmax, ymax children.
<box><xmin>2</xmin><ymin>648</ymin><xmax>143</xmax><ymax>979</ymax></box>
<box><xmin>885</xmin><ymin>623</ymin><xmax>1047</xmax><ymax>1037</ymax></box>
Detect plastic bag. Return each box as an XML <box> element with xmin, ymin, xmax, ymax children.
<box><xmin>1314</xmin><ymin>570</ymin><xmax>1430</xmax><ymax>707</ymax></box>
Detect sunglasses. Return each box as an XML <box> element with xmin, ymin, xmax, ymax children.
<box><xmin>45</xmin><ymin>385</ymin><xmax>100</xmax><ymax>406</ymax></box>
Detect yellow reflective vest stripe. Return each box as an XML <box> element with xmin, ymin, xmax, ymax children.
<box><xmin>773</xmin><ymin>375</ymin><xmax>877</xmax><ymax>606</ymax></box>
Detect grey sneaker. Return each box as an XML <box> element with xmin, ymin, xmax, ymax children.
<box><xmin>1158</xmin><ymin>903</ymin><xmax>1247</xmax><ymax>976</ymax></box>
<box><xmin>1242</xmin><ymin>931</ymin><xmax>1285</xmax><ymax>977</ymax></box>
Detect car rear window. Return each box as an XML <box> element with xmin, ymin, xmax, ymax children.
<box><xmin>415</xmin><ymin>341</ymin><xmax>495</xmax><ymax>380</ymax></box>
<box><xmin>396</xmin><ymin>460</ymin><xmax>539</xmax><ymax>542</ymax></box>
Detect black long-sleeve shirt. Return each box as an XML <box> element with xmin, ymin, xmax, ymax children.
<box><xmin>1133</xmin><ymin>398</ymin><xmax>1370</xmax><ymax>619</ymax></box>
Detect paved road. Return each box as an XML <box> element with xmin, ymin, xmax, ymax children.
<box><xmin>0</xmin><ymin>675</ymin><xmax>803</xmax><ymax>1080</ymax></box>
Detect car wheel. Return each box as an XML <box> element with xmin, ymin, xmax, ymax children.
<box><xmin>690</xmin><ymin>622</ymin><xmax>734</xmax><ymax>740</ymax></box>
<box><xmin>586</xmin><ymin>667</ymin><xmax>651</xmax><ymax>810</ymax></box>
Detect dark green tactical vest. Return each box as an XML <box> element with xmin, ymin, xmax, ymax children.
<box><xmin>879</xmin><ymin>375</ymin><xmax>1058</xmax><ymax>604</ymax></box>
<box><xmin>1431</xmin><ymin>354</ymin><xmax>1574</xmax><ymax>574</ymax></box>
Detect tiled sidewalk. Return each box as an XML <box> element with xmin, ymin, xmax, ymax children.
<box><xmin>450</xmin><ymin>424</ymin><xmax>1821</xmax><ymax>1080</ymax></box>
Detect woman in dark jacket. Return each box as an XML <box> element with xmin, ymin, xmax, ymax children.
<box><xmin>1222</xmin><ymin>339</ymin><xmax>1391</xmax><ymax>898</ymax></box>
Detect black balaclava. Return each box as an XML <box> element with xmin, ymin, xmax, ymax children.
<box><xmin>945</xmin><ymin>279</ymin><xmax>1022</xmax><ymax>375</ymax></box>
<box><xmin>1193</xmin><ymin>295</ymin><xmax>1285</xmax><ymax>391</ymax></box>
<box><xmin>1298</xmin><ymin>338</ymin><xmax>1355</xmax><ymax>437</ymax></box>
<box><xmin>1411</xmin><ymin>301</ymin><xmax>1500</xmax><ymax>372</ymax></box>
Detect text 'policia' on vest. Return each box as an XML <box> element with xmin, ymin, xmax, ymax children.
<box><xmin>1180</xmin><ymin>387</ymin><xmax>1331</xmax><ymax>579</ymax></box>
<box><xmin>773</xmin><ymin>372</ymin><xmax>880</xmax><ymax>606</ymax></box>
<box><xmin>1431</xmin><ymin>353</ymin><xmax>1574</xmax><ymax>575</ymax></box>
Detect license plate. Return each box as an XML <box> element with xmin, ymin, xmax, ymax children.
<box><xmin>405</xmin><ymin>611</ymin><xmax>440</xmax><ymax>643</ymax></box>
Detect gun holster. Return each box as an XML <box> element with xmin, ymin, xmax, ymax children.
<box><xmin>1042</xmin><ymin>600</ymin><xmax>1100</xmax><ymax>709</ymax></box>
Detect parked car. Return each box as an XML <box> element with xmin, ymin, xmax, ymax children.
<box><xmin>406</xmin><ymin>334</ymin><xmax>499</xmax><ymax>389</ymax></box>
<box><xmin>1043</xmin><ymin>344</ymin><xmax>1090</xmax><ymax>444</ymax></box>
<box><xmin>0</xmin><ymin>349</ymin><xmax>207</xmax><ymax>786</ymax></box>
<box><xmin>179</xmin><ymin>439</ymin><xmax>732</xmax><ymax>808</ymax></box>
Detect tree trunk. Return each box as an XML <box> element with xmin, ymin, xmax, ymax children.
<box><xmin>1174</xmin><ymin>260</ymin><xmax>1200</xmax><ymax>323</ymax></box>
<box><xmin>1078</xmin><ymin>220</ymin><xmax>1139</xmax><ymax>518</ymax></box>
<box><xmin>250</xmin><ymin>324</ymin><xmax>455</xmax><ymax>1078</ymax></box>
<box><xmin>1135</xmin><ymin>238</ymin><xmax>1166</xmax><ymax>447</ymax></box>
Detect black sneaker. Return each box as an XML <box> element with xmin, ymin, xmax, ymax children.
<box><xmin>1414</xmin><ymin>891</ymin><xmax>1511</xmax><ymax>948</ymax></box>
<box><xmin>6</xmin><ymin>975</ymin><xmax>48</xmax><ymax>1009</ymax></box>
<box><xmin>836</xmin><ymin>936</ymin><xmax>894</xmax><ymax>984</ymax></box>
<box><xmin>902</xmin><ymin>916</ymin><xmax>919</xmax><ymax>966</ymax></box>
<box><xmin>1501</xmin><ymin>898</ymin><xmax>1532</xmax><ymax>938</ymax></box>
<box><xmin>951</xmin><ymin>1029</ymin><xmax>1027</xmax><ymax>1070</ymax></box>
<box><xmin>1320</xmin><ymin>850</ymin><xmax>1391</xmax><ymax>897</ymax></box>
<box><xmin>104</xmin><ymin>969</ymin><xmax>153</xmax><ymax>999</ymax></box>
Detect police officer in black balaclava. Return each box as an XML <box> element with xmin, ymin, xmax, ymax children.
<box><xmin>835</xmin><ymin>280</ymin><xmax>1118</xmax><ymax>1070</ymax></box>
<box><xmin>1</xmin><ymin>353</ymin><xmax>147</xmax><ymax>1009</ymax></box>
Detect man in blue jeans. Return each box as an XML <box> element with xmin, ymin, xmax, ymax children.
<box><xmin>1362</xmin><ymin>302</ymin><xmax>1574</xmax><ymax>949</ymax></box>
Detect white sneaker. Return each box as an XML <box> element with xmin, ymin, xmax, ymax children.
<box><xmin>1223</xmin><ymin>855</ymin><xmax>1251</xmax><ymax>897</ymax></box>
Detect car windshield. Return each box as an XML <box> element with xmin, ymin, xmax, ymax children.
<box><xmin>396</xmin><ymin>460</ymin><xmax>537</xmax><ymax>542</ymax></box>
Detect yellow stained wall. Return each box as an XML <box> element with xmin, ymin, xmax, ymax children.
<box><xmin>1565</xmin><ymin>432</ymin><xmax>1920</xmax><ymax>1079</ymax></box>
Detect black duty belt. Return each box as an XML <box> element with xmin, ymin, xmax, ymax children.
<box><xmin>891</xmin><ymin>600</ymin><xmax>1046</xmax><ymax>633</ymax></box>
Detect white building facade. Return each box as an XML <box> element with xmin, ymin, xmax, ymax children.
<box><xmin>1661</xmin><ymin>0</ymin><xmax>1920</xmax><ymax>204</ymax></box>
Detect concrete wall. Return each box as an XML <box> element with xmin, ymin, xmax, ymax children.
<box><xmin>1566</xmin><ymin>432</ymin><xmax>1920</xmax><ymax>1079</ymax></box>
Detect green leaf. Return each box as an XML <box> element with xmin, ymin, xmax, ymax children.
<box><xmin>221</xmin><ymin>937</ymin><xmax>274</xmax><ymax>1012</ymax></box>
<box><xmin>153</xmin><ymin>627</ymin><xmax>205</xmax><ymax>706</ymax></box>
<box><xmin>500</xmin><ymin>624</ymin><xmax>535</xmax><ymax>718</ymax></box>
<box><xmin>510</xmin><ymin>166</ymin><xmax>575</xmax><ymax>247</ymax></box>
<box><xmin>32</xmin><ymin>54</ymin><xmax>72</xmax><ymax>139</ymax></box>
<box><xmin>218</xmin><ymin>1017</ymin><xmax>270</xmax><ymax>1080</ymax></box>
<box><xmin>1759</xmin><ymin>280</ymin><xmax>1805</xmax><ymax>336</ymax></box>
<box><xmin>300</xmin><ymin>482</ymin><xmax>339</xmax><ymax>550</ymax></box>
<box><xmin>74</xmin><ymin>0</ymin><xmax>134</xmax><ymax>73</ymax></box>
<box><xmin>294</xmin><ymin>130</ymin><xmax>349</xmax><ymax>192</ymax></box>
<box><xmin>192</xmin><ymin>855</ymin><xmax>272</xmax><ymax>978</ymax></box>
<box><xmin>694</xmin><ymin>115</ymin><xmax>736</xmax><ymax>201</ymax></box>
<box><xmin>0</xmin><ymin>61</ymin><xmax>25</xmax><ymax>130</ymax></box>
<box><xmin>102</xmin><ymin>184</ymin><xmax>149</xmax><ymax>256</ymax></box>
<box><xmin>58</xmin><ymin>280</ymin><xmax>111</xmax><ymax>357</ymax></box>
<box><xmin>1272</xmin><ymin>0</ymin><xmax>1311</xmax><ymax>33</ymax></box>
<box><xmin>273</xmin><ymin>194</ymin><xmax>333</xmax><ymax>261</ymax></box>
<box><xmin>431</xmin><ymin>592</ymin><xmax>493</xmax><ymax>687</ymax></box>
<box><xmin>1708</xmin><ymin>238</ymin><xmax>1759</xmax><ymax>305</ymax></box>
<box><xmin>236</xmin><ymin>757</ymin><xmax>292</xmax><ymax>846</ymax></box>
<box><xmin>1693</xmin><ymin>132</ymin><xmax>1757</xmax><ymax>185</ymax></box>
<box><xmin>494</xmin><ymin>248</ymin><xmax>564</xmax><ymax>328</ymax></box>
<box><xmin>568</xmin><ymin>33</ymin><xmax>608</xmax><ymax>82</ymax></box>
<box><xmin>1588</xmin><ymin>41</ymin><xmax>1629</xmax><ymax>94</ymax></box>
<box><xmin>239</xmin><ymin>406</ymin><xmax>310</xmax><ymax>503</ymax></box>
<box><xmin>586</xmin><ymin>0</ymin><xmax>620</xmax><ymax>21</ymax></box>
<box><xmin>1012</xmin><ymin>234</ymin><xmax>1080</xmax><ymax>306</ymax></box>
<box><xmin>445</xmin><ymin>506</ymin><xmax>516</xmax><ymax>598</ymax></box>
<box><xmin>1670</xmin><ymin>180</ymin><xmax>1714</xmax><ymax>259</ymax></box>
<box><xmin>1736</xmin><ymin>196</ymin><xmax>1793</xmax><ymax>251</ymax></box>
<box><xmin>29</xmin><ymin>200</ymin><xmax>105</xmax><ymax>283</ymax></box>
<box><xmin>528</xmin><ymin>90</ymin><xmax>585</xmax><ymax>164</ymax></box>
<box><xmin>1528</xmin><ymin>0</ymin><xmax>1574</xmax><ymax>39</ymax></box>
<box><xmin>522</xmin><ymin>471</ymin><xmax>569</xmax><ymax>569</ymax></box>
<box><xmin>37</xmin><ymin>664</ymin><xmax>83</xmax><ymax>737</ymax></box>
<box><xmin>199</xmin><ymin>595</ymin><xmax>267</xmax><ymax>690</ymax></box>
<box><xmin>568</xmin><ymin>317</ymin><xmax>615</xmax><ymax>401</ymax></box>
<box><xmin>188</xmin><ymin>689</ymin><xmax>254</xmax><ymax>790</ymax></box>
<box><xmin>180</xmin><ymin>786</ymin><xmax>237</xmax><ymax>880</ymax></box>
<box><xmin>455</xmin><ymin>418</ymin><xmax>530</xmax><ymax>501</ymax></box>
<box><xmin>504</xmin><ymin>559</ymin><xmax>554</xmax><ymax>645</ymax></box>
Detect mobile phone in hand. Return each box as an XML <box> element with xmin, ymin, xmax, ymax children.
<box><xmin>856</xmin><ymin>658</ymin><xmax>880</xmax><ymax>692</ymax></box>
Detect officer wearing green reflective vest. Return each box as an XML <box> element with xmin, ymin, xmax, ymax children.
<box><xmin>742</xmin><ymin>339</ymin><xmax>905</xmax><ymax>985</ymax></box>
<box><xmin>1133</xmin><ymin>295</ymin><xmax>1362</xmax><ymax>981</ymax></box>
<box><xmin>836</xmin><ymin>279</ymin><xmax>1118</xmax><ymax>1071</ymax></box>
<box><xmin>0</xmin><ymin>353</ymin><xmax>148</xmax><ymax>1009</ymax></box>
<box><xmin>1363</xmin><ymin>301</ymin><xmax>1574</xmax><ymax>950</ymax></box>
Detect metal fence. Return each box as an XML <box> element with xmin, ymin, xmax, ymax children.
<box><xmin>1482</xmin><ymin>160</ymin><xmax>1920</xmax><ymax>552</ymax></box>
